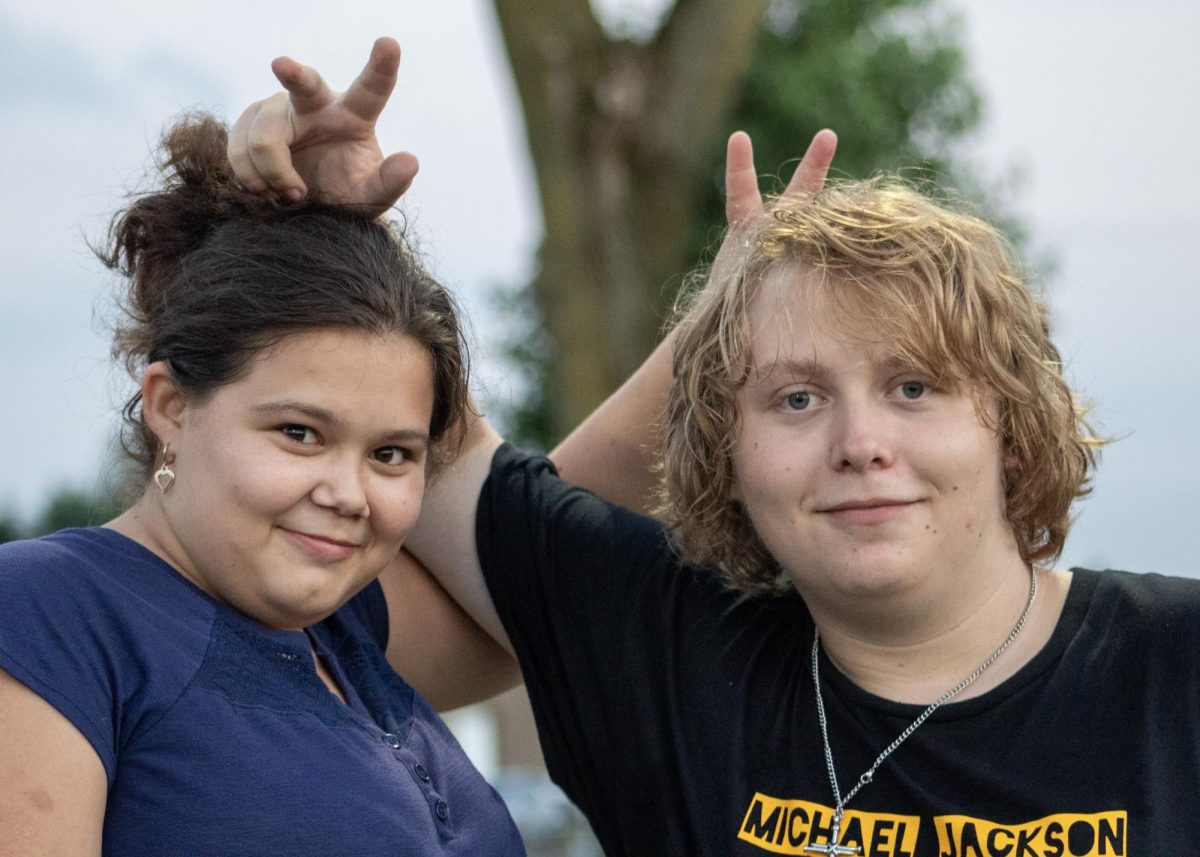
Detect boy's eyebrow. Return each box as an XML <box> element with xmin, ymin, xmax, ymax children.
<box><xmin>252</xmin><ymin>401</ymin><xmax>430</xmax><ymax>446</ymax></box>
<box><xmin>878</xmin><ymin>353</ymin><xmax>948</xmax><ymax>379</ymax></box>
<box><xmin>751</xmin><ymin>352</ymin><xmax>921</xmax><ymax>384</ymax></box>
<box><xmin>879</xmin><ymin>354</ymin><xmax>916</xmax><ymax>372</ymax></box>
<box><xmin>749</xmin><ymin>357</ymin><xmax>824</xmax><ymax>384</ymax></box>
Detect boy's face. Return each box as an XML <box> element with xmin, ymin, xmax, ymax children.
<box><xmin>731</xmin><ymin>265</ymin><xmax>1018</xmax><ymax>613</ymax></box>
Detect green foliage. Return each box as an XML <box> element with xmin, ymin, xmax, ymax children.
<box><xmin>0</xmin><ymin>478</ymin><xmax>131</xmax><ymax>545</ymax></box>
<box><xmin>0</xmin><ymin>509</ymin><xmax>23</xmax><ymax>544</ymax></box>
<box><xmin>487</xmin><ymin>282</ymin><xmax>556</xmax><ymax>453</ymax></box>
<box><xmin>31</xmin><ymin>487</ymin><xmax>125</xmax><ymax>537</ymax></box>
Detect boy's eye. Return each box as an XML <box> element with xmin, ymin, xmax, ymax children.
<box><xmin>784</xmin><ymin>391</ymin><xmax>812</xmax><ymax>411</ymax></box>
<box><xmin>899</xmin><ymin>381</ymin><xmax>927</xmax><ymax>400</ymax></box>
<box><xmin>281</xmin><ymin>425</ymin><xmax>318</xmax><ymax>444</ymax></box>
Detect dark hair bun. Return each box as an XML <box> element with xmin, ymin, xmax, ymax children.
<box><xmin>101</xmin><ymin>113</ymin><xmax>470</xmax><ymax>480</ymax></box>
<box><xmin>103</xmin><ymin>114</ymin><xmax>282</xmax><ymax>358</ymax></box>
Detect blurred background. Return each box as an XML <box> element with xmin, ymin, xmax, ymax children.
<box><xmin>2</xmin><ymin>1</ymin><xmax>1197</xmax><ymax>851</ymax></box>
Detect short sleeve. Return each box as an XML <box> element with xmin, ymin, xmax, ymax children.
<box><xmin>476</xmin><ymin>444</ymin><xmax>683</xmax><ymax>673</ymax></box>
<box><xmin>475</xmin><ymin>445</ymin><xmax>733</xmax><ymax>836</ymax></box>
<box><xmin>0</xmin><ymin>531</ymin><xmax>211</xmax><ymax>782</ymax></box>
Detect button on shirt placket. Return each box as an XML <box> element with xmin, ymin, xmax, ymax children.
<box><xmin>380</xmin><ymin>731</ymin><xmax>452</xmax><ymax>830</ymax></box>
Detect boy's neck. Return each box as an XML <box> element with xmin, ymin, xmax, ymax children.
<box><xmin>807</xmin><ymin>561</ymin><xmax>1072</xmax><ymax>705</ymax></box>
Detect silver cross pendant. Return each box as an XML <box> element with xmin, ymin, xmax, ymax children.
<box><xmin>804</xmin><ymin>814</ymin><xmax>862</xmax><ymax>856</ymax></box>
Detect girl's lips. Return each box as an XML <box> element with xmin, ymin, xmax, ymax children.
<box><xmin>283</xmin><ymin>528</ymin><xmax>359</xmax><ymax>561</ymax></box>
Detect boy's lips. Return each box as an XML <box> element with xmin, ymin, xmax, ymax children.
<box><xmin>818</xmin><ymin>498</ymin><xmax>921</xmax><ymax>524</ymax></box>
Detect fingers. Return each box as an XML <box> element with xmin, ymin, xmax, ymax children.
<box><xmin>229</xmin><ymin>54</ymin><xmax>331</xmax><ymax>197</ymax></box>
<box><xmin>723</xmin><ymin>128</ymin><xmax>839</xmax><ymax>227</ymax></box>
<box><xmin>229</xmin><ymin>38</ymin><xmax>405</xmax><ymax>205</ymax></box>
<box><xmin>271</xmin><ymin>55</ymin><xmax>335</xmax><ymax>116</ymax></box>
<box><xmin>783</xmin><ymin>128</ymin><xmax>837</xmax><ymax>197</ymax></box>
<box><xmin>725</xmin><ymin>131</ymin><xmax>763</xmax><ymax>224</ymax></box>
<box><xmin>229</xmin><ymin>92</ymin><xmax>307</xmax><ymax>199</ymax></box>
<box><xmin>340</xmin><ymin>36</ymin><xmax>401</xmax><ymax>123</ymax></box>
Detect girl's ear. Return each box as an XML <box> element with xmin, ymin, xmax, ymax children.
<box><xmin>141</xmin><ymin>361</ymin><xmax>189</xmax><ymax>449</ymax></box>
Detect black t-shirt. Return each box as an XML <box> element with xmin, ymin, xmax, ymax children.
<box><xmin>477</xmin><ymin>444</ymin><xmax>1200</xmax><ymax>857</ymax></box>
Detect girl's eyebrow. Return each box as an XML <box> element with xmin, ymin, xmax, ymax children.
<box><xmin>252</xmin><ymin>401</ymin><xmax>430</xmax><ymax>446</ymax></box>
<box><xmin>253</xmin><ymin>400</ymin><xmax>338</xmax><ymax>425</ymax></box>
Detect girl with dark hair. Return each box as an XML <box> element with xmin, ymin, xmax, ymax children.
<box><xmin>0</xmin><ymin>111</ymin><xmax>524</xmax><ymax>854</ymax></box>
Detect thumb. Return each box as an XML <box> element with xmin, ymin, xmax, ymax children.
<box><xmin>374</xmin><ymin>151</ymin><xmax>419</xmax><ymax>209</ymax></box>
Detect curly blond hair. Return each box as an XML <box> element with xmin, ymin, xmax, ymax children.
<box><xmin>661</xmin><ymin>177</ymin><xmax>1101</xmax><ymax>596</ymax></box>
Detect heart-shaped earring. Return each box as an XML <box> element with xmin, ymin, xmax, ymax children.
<box><xmin>154</xmin><ymin>444</ymin><xmax>176</xmax><ymax>494</ymax></box>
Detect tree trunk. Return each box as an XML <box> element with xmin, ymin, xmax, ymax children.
<box><xmin>491</xmin><ymin>0</ymin><xmax>768</xmax><ymax>438</ymax></box>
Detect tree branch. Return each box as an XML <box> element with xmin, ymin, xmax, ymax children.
<box><xmin>645</xmin><ymin>0</ymin><xmax>769</xmax><ymax>174</ymax></box>
<box><xmin>490</xmin><ymin>0</ymin><xmax>608</xmax><ymax>171</ymax></box>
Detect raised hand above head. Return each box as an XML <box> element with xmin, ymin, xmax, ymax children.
<box><xmin>723</xmin><ymin>127</ymin><xmax>838</xmax><ymax>224</ymax></box>
<box><xmin>228</xmin><ymin>36</ymin><xmax>416</xmax><ymax>216</ymax></box>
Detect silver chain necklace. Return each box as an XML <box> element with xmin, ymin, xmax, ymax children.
<box><xmin>805</xmin><ymin>566</ymin><xmax>1038</xmax><ymax>856</ymax></box>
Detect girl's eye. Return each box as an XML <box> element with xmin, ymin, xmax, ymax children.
<box><xmin>281</xmin><ymin>425</ymin><xmax>319</xmax><ymax>444</ymax></box>
<box><xmin>898</xmin><ymin>380</ymin><xmax>927</xmax><ymax>400</ymax></box>
<box><xmin>373</xmin><ymin>446</ymin><xmax>410</xmax><ymax>466</ymax></box>
<box><xmin>783</xmin><ymin>391</ymin><xmax>812</xmax><ymax>411</ymax></box>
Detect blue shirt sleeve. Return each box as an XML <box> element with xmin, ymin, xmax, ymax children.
<box><xmin>0</xmin><ymin>529</ymin><xmax>212</xmax><ymax>782</ymax></box>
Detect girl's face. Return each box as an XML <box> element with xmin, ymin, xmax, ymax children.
<box><xmin>146</xmin><ymin>329</ymin><xmax>434</xmax><ymax>629</ymax></box>
<box><xmin>732</xmin><ymin>267</ymin><xmax>1019</xmax><ymax>610</ymax></box>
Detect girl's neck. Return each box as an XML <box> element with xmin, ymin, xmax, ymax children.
<box><xmin>107</xmin><ymin>493</ymin><xmax>209</xmax><ymax>598</ymax></box>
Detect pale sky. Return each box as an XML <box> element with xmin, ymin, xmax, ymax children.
<box><xmin>1</xmin><ymin>0</ymin><xmax>1197</xmax><ymax>576</ymax></box>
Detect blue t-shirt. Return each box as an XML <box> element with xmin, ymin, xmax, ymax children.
<box><xmin>0</xmin><ymin>527</ymin><xmax>524</xmax><ymax>856</ymax></box>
